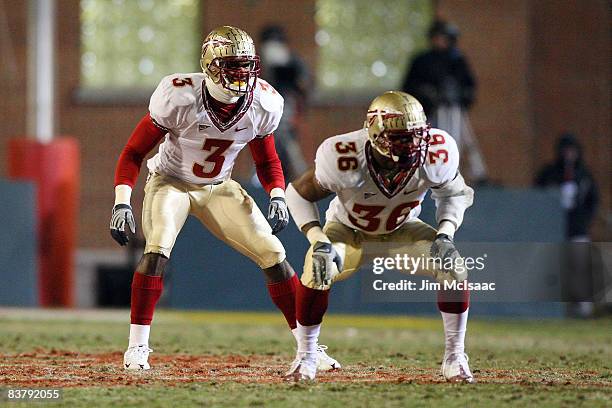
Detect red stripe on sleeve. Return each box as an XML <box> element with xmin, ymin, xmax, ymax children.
<box><xmin>248</xmin><ymin>134</ymin><xmax>286</xmax><ymax>193</ymax></box>
<box><xmin>114</xmin><ymin>113</ymin><xmax>166</xmax><ymax>187</ymax></box>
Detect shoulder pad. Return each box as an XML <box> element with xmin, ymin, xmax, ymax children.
<box><xmin>161</xmin><ymin>74</ymin><xmax>198</xmax><ymax>107</ymax></box>
<box><xmin>149</xmin><ymin>74</ymin><xmax>198</xmax><ymax>129</ymax></box>
<box><xmin>256</xmin><ymin>79</ymin><xmax>284</xmax><ymax>113</ymax></box>
<box><xmin>315</xmin><ymin>130</ymin><xmax>366</xmax><ymax>192</ymax></box>
<box><xmin>422</xmin><ymin>129</ymin><xmax>460</xmax><ymax>185</ymax></box>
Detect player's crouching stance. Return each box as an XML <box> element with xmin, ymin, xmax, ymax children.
<box><xmin>285</xmin><ymin>91</ymin><xmax>475</xmax><ymax>382</ymax></box>
<box><xmin>109</xmin><ymin>26</ymin><xmax>338</xmax><ymax>371</ymax></box>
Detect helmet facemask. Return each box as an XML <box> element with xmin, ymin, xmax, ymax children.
<box><xmin>208</xmin><ymin>56</ymin><xmax>260</xmax><ymax>95</ymax></box>
<box><xmin>367</xmin><ymin>111</ymin><xmax>431</xmax><ymax>171</ymax></box>
<box><xmin>383</xmin><ymin>126</ymin><xmax>431</xmax><ymax>170</ymax></box>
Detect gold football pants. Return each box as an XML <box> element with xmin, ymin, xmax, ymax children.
<box><xmin>142</xmin><ymin>172</ymin><xmax>285</xmax><ymax>268</ymax></box>
<box><xmin>301</xmin><ymin>219</ymin><xmax>438</xmax><ymax>289</ymax></box>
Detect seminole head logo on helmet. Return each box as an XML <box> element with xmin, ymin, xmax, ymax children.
<box><xmin>364</xmin><ymin>91</ymin><xmax>431</xmax><ymax>170</ymax></box>
<box><xmin>200</xmin><ymin>26</ymin><xmax>261</xmax><ymax>96</ymax></box>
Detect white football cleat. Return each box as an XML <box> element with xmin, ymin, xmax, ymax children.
<box><xmin>441</xmin><ymin>352</ymin><xmax>474</xmax><ymax>383</ymax></box>
<box><xmin>123</xmin><ymin>345</ymin><xmax>152</xmax><ymax>370</ymax></box>
<box><xmin>285</xmin><ymin>354</ymin><xmax>301</xmax><ymax>377</ymax></box>
<box><xmin>316</xmin><ymin>344</ymin><xmax>341</xmax><ymax>371</ymax></box>
<box><xmin>285</xmin><ymin>352</ymin><xmax>317</xmax><ymax>381</ymax></box>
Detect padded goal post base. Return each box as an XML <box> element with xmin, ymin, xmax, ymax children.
<box><xmin>8</xmin><ymin>138</ymin><xmax>80</xmax><ymax>307</ymax></box>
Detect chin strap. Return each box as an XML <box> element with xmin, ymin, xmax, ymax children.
<box><xmin>204</xmin><ymin>76</ymin><xmax>240</xmax><ymax>104</ymax></box>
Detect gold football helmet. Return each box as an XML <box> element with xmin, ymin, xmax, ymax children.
<box><xmin>200</xmin><ymin>26</ymin><xmax>260</xmax><ymax>95</ymax></box>
<box><xmin>365</xmin><ymin>91</ymin><xmax>430</xmax><ymax>169</ymax></box>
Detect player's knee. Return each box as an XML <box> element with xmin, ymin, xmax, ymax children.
<box><xmin>136</xmin><ymin>252</ymin><xmax>168</xmax><ymax>277</ymax></box>
<box><xmin>257</xmin><ymin>242</ymin><xmax>286</xmax><ymax>270</ymax></box>
<box><xmin>262</xmin><ymin>259</ymin><xmax>295</xmax><ymax>283</ymax></box>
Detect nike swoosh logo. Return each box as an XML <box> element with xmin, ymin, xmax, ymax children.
<box><xmin>198</xmin><ymin>123</ymin><xmax>211</xmax><ymax>131</ymax></box>
<box><xmin>403</xmin><ymin>188</ymin><xmax>418</xmax><ymax>195</ymax></box>
<box><xmin>235</xmin><ymin>126</ymin><xmax>248</xmax><ymax>132</ymax></box>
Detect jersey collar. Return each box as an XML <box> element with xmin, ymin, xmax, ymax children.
<box><xmin>202</xmin><ymin>80</ymin><xmax>253</xmax><ymax>132</ymax></box>
<box><xmin>365</xmin><ymin>141</ymin><xmax>416</xmax><ymax>198</ymax></box>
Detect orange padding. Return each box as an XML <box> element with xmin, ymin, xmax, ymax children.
<box><xmin>8</xmin><ymin>138</ymin><xmax>80</xmax><ymax>307</ymax></box>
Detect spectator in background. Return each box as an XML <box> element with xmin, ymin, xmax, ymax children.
<box><xmin>402</xmin><ymin>20</ymin><xmax>475</xmax><ymax>118</ymax></box>
<box><xmin>402</xmin><ymin>20</ymin><xmax>487</xmax><ymax>184</ymax></box>
<box><xmin>535</xmin><ymin>133</ymin><xmax>599</xmax><ymax>240</ymax></box>
<box><xmin>256</xmin><ymin>24</ymin><xmax>309</xmax><ymax>182</ymax></box>
<box><xmin>535</xmin><ymin>133</ymin><xmax>599</xmax><ymax>318</ymax></box>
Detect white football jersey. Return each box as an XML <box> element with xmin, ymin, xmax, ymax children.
<box><xmin>315</xmin><ymin>128</ymin><xmax>460</xmax><ymax>235</ymax></box>
<box><xmin>147</xmin><ymin>73</ymin><xmax>284</xmax><ymax>184</ymax></box>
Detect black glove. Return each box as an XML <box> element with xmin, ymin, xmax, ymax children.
<box><xmin>312</xmin><ymin>241</ymin><xmax>343</xmax><ymax>288</ymax></box>
<box><xmin>110</xmin><ymin>204</ymin><xmax>136</xmax><ymax>246</ymax></box>
<box><xmin>268</xmin><ymin>196</ymin><xmax>289</xmax><ymax>235</ymax></box>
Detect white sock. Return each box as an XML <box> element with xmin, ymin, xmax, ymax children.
<box><xmin>128</xmin><ymin>324</ymin><xmax>151</xmax><ymax>347</ymax></box>
<box><xmin>291</xmin><ymin>328</ymin><xmax>299</xmax><ymax>346</ymax></box>
<box><xmin>296</xmin><ymin>322</ymin><xmax>321</xmax><ymax>355</ymax></box>
<box><xmin>441</xmin><ymin>308</ymin><xmax>469</xmax><ymax>355</ymax></box>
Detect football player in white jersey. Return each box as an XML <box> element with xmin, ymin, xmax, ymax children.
<box><xmin>110</xmin><ymin>26</ymin><xmax>338</xmax><ymax>371</ymax></box>
<box><xmin>285</xmin><ymin>91</ymin><xmax>475</xmax><ymax>382</ymax></box>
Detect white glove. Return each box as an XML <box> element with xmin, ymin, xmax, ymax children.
<box><xmin>312</xmin><ymin>241</ymin><xmax>343</xmax><ymax>288</ymax></box>
<box><xmin>110</xmin><ymin>204</ymin><xmax>136</xmax><ymax>246</ymax></box>
<box><xmin>268</xmin><ymin>196</ymin><xmax>289</xmax><ymax>235</ymax></box>
<box><xmin>430</xmin><ymin>233</ymin><xmax>467</xmax><ymax>283</ymax></box>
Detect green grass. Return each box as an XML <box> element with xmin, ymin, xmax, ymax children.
<box><xmin>0</xmin><ymin>309</ymin><xmax>610</xmax><ymax>407</ymax></box>
<box><xmin>33</xmin><ymin>383</ymin><xmax>612</xmax><ymax>408</ymax></box>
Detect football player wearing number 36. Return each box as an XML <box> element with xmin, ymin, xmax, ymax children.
<box><xmin>110</xmin><ymin>26</ymin><xmax>338</xmax><ymax>372</ymax></box>
<box><xmin>285</xmin><ymin>91</ymin><xmax>475</xmax><ymax>382</ymax></box>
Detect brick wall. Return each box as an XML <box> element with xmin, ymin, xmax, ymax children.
<box><xmin>438</xmin><ymin>0</ymin><xmax>535</xmax><ymax>186</ymax></box>
<box><xmin>530</xmin><ymin>0</ymin><xmax>610</xmax><ymax>236</ymax></box>
<box><xmin>0</xmin><ymin>0</ymin><xmax>608</xmax><ymax>247</ymax></box>
<box><xmin>438</xmin><ymin>0</ymin><xmax>610</xmax><ymax>236</ymax></box>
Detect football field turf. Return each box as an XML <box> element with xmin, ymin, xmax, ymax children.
<box><xmin>0</xmin><ymin>309</ymin><xmax>610</xmax><ymax>407</ymax></box>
